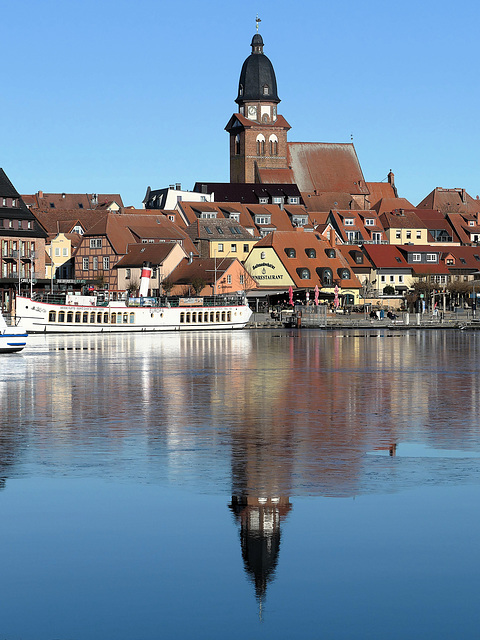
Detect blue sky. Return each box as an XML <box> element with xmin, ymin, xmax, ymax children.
<box><xmin>2</xmin><ymin>0</ymin><xmax>479</xmax><ymax>207</ymax></box>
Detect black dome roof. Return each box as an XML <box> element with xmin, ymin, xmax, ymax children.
<box><xmin>236</xmin><ymin>34</ymin><xmax>280</xmax><ymax>105</ymax></box>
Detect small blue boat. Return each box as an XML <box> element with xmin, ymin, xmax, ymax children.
<box><xmin>0</xmin><ymin>312</ymin><xmax>28</xmax><ymax>354</ymax></box>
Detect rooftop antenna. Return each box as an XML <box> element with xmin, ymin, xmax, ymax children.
<box><xmin>256</xmin><ymin>15</ymin><xmax>261</xmax><ymax>31</ymax></box>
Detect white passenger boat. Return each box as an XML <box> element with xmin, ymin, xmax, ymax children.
<box><xmin>15</xmin><ymin>293</ymin><xmax>252</xmax><ymax>334</ymax></box>
<box><xmin>0</xmin><ymin>312</ymin><xmax>28</xmax><ymax>353</ymax></box>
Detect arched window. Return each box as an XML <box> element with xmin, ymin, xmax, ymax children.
<box><xmin>325</xmin><ymin>249</ymin><xmax>336</xmax><ymax>258</ymax></box>
<box><xmin>285</xmin><ymin>248</ymin><xmax>296</xmax><ymax>258</ymax></box>
<box><xmin>269</xmin><ymin>134</ymin><xmax>278</xmax><ymax>156</ymax></box>
<box><xmin>260</xmin><ymin>251</ymin><xmax>266</xmax><ymax>259</ymax></box>
<box><xmin>256</xmin><ymin>134</ymin><xmax>266</xmax><ymax>156</ymax></box>
<box><xmin>234</xmin><ymin>134</ymin><xmax>240</xmax><ymax>155</ymax></box>
<box><xmin>263</xmin><ymin>114</ymin><xmax>269</xmax><ymax>123</ymax></box>
<box><xmin>263</xmin><ymin>84</ymin><xmax>269</xmax><ymax>95</ymax></box>
<box><xmin>317</xmin><ymin>268</ymin><xmax>333</xmax><ymax>286</ymax></box>
<box><xmin>306</xmin><ymin>248</ymin><xmax>316</xmax><ymax>258</ymax></box>
<box><xmin>338</xmin><ymin>268</ymin><xmax>351</xmax><ymax>279</ymax></box>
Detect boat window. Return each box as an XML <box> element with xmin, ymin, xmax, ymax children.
<box><xmin>129</xmin><ymin>313</ymin><xmax>135</xmax><ymax>324</ymax></box>
<box><xmin>186</xmin><ymin>312</ymin><xmax>191</xmax><ymax>323</ymax></box>
<box><xmin>210</xmin><ymin>312</ymin><xmax>214</xmax><ymax>323</ymax></box>
<box><xmin>103</xmin><ymin>312</ymin><xmax>109</xmax><ymax>323</ymax></box>
<box><xmin>203</xmin><ymin>312</ymin><xmax>208</xmax><ymax>322</ymax></box>
<box><xmin>111</xmin><ymin>313</ymin><xmax>116</xmax><ymax>324</ymax></box>
<box><xmin>221</xmin><ymin>311</ymin><xmax>226</xmax><ymax>322</ymax></box>
<box><xmin>67</xmin><ymin>311</ymin><xmax>73</xmax><ymax>323</ymax></box>
<box><xmin>58</xmin><ymin>311</ymin><xmax>65</xmax><ymax>322</ymax></box>
<box><xmin>116</xmin><ymin>314</ymin><xmax>122</xmax><ymax>324</ymax></box>
<box><xmin>75</xmin><ymin>312</ymin><xmax>81</xmax><ymax>323</ymax></box>
<box><xmin>123</xmin><ymin>313</ymin><xmax>128</xmax><ymax>323</ymax></box>
<box><xmin>198</xmin><ymin>313</ymin><xmax>202</xmax><ymax>323</ymax></box>
<box><xmin>216</xmin><ymin>311</ymin><xmax>220</xmax><ymax>322</ymax></box>
<box><xmin>180</xmin><ymin>312</ymin><xmax>185</xmax><ymax>323</ymax></box>
<box><xmin>83</xmin><ymin>312</ymin><xmax>88</xmax><ymax>323</ymax></box>
<box><xmin>97</xmin><ymin>312</ymin><xmax>103</xmax><ymax>323</ymax></box>
<box><xmin>192</xmin><ymin>312</ymin><xmax>197</xmax><ymax>323</ymax></box>
<box><xmin>48</xmin><ymin>311</ymin><xmax>56</xmax><ymax>322</ymax></box>
<box><xmin>90</xmin><ymin>312</ymin><xmax>95</xmax><ymax>323</ymax></box>
<box><xmin>227</xmin><ymin>311</ymin><xmax>231</xmax><ymax>322</ymax></box>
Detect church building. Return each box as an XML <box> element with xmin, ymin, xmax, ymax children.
<box><xmin>226</xmin><ymin>30</ymin><xmax>391</xmax><ymax>213</ymax></box>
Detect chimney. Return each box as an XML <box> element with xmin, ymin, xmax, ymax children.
<box><xmin>62</xmin><ymin>193</ymin><xmax>66</xmax><ymax>199</ymax></box>
<box><xmin>461</xmin><ymin>189</ymin><xmax>466</xmax><ymax>204</ymax></box>
<box><xmin>188</xmin><ymin>252</ymin><xmax>193</xmax><ymax>264</ymax></box>
<box><xmin>175</xmin><ymin>183</ymin><xmax>181</xmax><ymax>191</ymax></box>
<box><xmin>38</xmin><ymin>191</ymin><xmax>43</xmax><ymax>199</ymax></box>
<box><xmin>388</xmin><ymin>170</ymin><xmax>395</xmax><ymax>186</ymax></box>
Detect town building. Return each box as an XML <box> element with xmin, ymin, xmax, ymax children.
<box><xmin>23</xmin><ymin>191</ymin><xmax>124</xmax><ymax>210</ymax></box>
<box><xmin>0</xmin><ymin>169</ymin><xmax>47</xmax><ymax>311</ymax></box>
<box><xmin>185</xmin><ymin>218</ymin><xmax>257</xmax><ymax>261</ymax></box>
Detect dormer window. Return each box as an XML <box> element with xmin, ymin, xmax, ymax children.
<box><xmin>263</xmin><ymin>84</ymin><xmax>269</xmax><ymax>95</ymax></box>
<box><xmin>317</xmin><ymin>267</ymin><xmax>333</xmax><ymax>286</ymax></box>
<box><xmin>229</xmin><ymin>212</ymin><xmax>240</xmax><ymax>222</ymax></box>
<box><xmin>469</xmin><ymin>221</ymin><xmax>475</xmax><ymax>226</ymax></box>
<box><xmin>11</xmin><ymin>199</ymin><xmax>16</xmax><ymax>207</ymax></box>
<box><xmin>239</xmin><ymin>84</ymin><xmax>243</xmax><ymax>96</ymax></box>
<box><xmin>338</xmin><ymin>268</ymin><xmax>351</xmax><ymax>279</ymax></box>
<box><xmin>305</xmin><ymin>248</ymin><xmax>316</xmax><ymax>258</ymax></box>
<box><xmin>285</xmin><ymin>248</ymin><xmax>296</xmax><ymax>258</ymax></box>
<box><xmin>254</xmin><ymin>215</ymin><xmax>271</xmax><ymax>225</ymax></box>
<box><xmin>297</xmin><ymin>268</ymin><xmax>310</xmax><ymax>280</ymax></box>
<box><xmin>288</xmin><ymin>197</ymin><xmax>300</xmax><ymax>204</ymax></box>
<box><xmin>365</xmin><ymin>219</ymin><xmax>375</xmax><ymax>226</ymax></box>
<box><xmin>258</xmin><ymin>197</ymin><xmax>269</xmax><ymax>204</ymax></box>
<box><xmin>325</xmin><ymin>249</ymin><xmax>336</xmax><ymax>258</ymax></box>
<box><xmin>344</xmin><ymin>218</ymin><xmax>354</xmax><ymax>226</ymax></box>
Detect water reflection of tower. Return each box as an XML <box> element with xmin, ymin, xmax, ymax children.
<box><xmin>229</xmin><ymin>495</ymin><xmax>291</xmax><ymax>610</ymax></box>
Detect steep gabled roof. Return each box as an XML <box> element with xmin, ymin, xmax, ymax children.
<box><xmin>254</xmin><ymin>229</ymin><xmax>362</xmax><ymax>289</ymax></box>
<box><xmin>114</xmin><ymin>242</ymin><xmax>186</xmax><ymax>268</ymax></box>
<box><xmin>286</xmin><ymin>143</ymin><xmax>369</xmax><ymax>195</ymax></box>
<box><xmin>417</xmin><ymin>188</ymin><xmax>480</xmax><ymax>215</ymax></box>
<box><xmin>379</xmin><ymin>209</ymin><xmax>427</xmax><ymax>230</ymax></box>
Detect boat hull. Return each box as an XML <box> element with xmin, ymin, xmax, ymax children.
<box><xmin>0</xmin><ymin>333</ymin><xmax>28</xmax><ymax>353</ymax></box>
<box><xmin>15</xmin><ymin>297</ymin><xmax>252</xmax><ymax>334</ymax></box>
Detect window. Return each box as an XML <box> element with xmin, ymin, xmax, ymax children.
<box><xmin>235</xmin><ymin>134</ymin><xmax>240</xmax><ymax>155</ymax></box>
<box><xmin>365</xmin><ymin>219</ymin><xmax>375</xmax><ymax>226</ymax></box>
<box><xmin>416</xmin><ymin>231</ymin><xmax>422</xmax><ymax>239</ymax></box>
<box><xmin>272</xmin><ymin>197</ymin><xmax>283</xmax><ymax>205</ymax></box>
<box><xmin>12</xmin><ymin>199</ymin><xmax>16</xmax><ymax>207</ymax></box>
<box><xmin>258</xmin><ymin>197</ymin><xmax>268</xmax><ymax>204</ymax></box>
<box><xmin>390</xmin><ymin>275</ymin><xmax>395</xmax><ymax>283</ymax></box>
<box><xmin>460</xmin><ymin>258</ymin><xmax>467</xmax><ymax>264</ymax></box>
<box><xmin>406</xmin><ymin>231</ymin><xmax>411</xmax><ymax>240</ymax></box>
<box><xmin>298</xmin><ymin>268</ymin><xmax>310</xmax><ymax>279</ymax></box>
<box><xmin>426</xmin><ymin>254</ymin><xmax>437</xmax><ymax>262</ymax></box>
<box><xmin>398</xmin><ymin>275</ymin><xmax>404</xmax><ymax>283</ymax></box>
<box><xmin>218</xmin><ymin>243</ymin><xmax>224</xmax><ymax>252</ymax></box>
<box><xmin>446</xmin><ymin>258</ymin><xmax>454</xmax><ymax>265</ymax></box>
<box><xmin>412</xmin><ymin>254</ymin><xmax>421</xmax><ymax>262</ymax></box>
<box><xmin>255</xmin><ymin>215</ymin><xmax>271</xmax><ymax>224</ymax></box>
<box><xmin>372</xmin><ymin>232</ymin><xmax>382</xmax><ymax>243</ymax></box>
<box><xmin>93</xmin><ymin>256</ymin><xmax>98</xmax><ymax>270</ymax></box>
<box><xmin>62</xmin><ymin>248</ymin><xmax>68</xmax><ymax>256</ymax></box>
<box><xmin>231</xmin><ymin>244</ymin><xmax>237</xmax><ymax>252</ymax></box>
<box><xmin>380</xmin><ymin>275</ymin><xmax>386</xmax><ymax>283</ymax></box>
<box><xmin>243</xmin><ymin>244</ymin><xmax>249</xmax><ymax>253</ymax></box>
<box><xmin>285</xmin><ymin>248</ymin><xmax>296</xmax><ymax>258</ymax></box>
<box><xmin>90</xmin><ymin>239</ymin><xmax>102</xmax><ymax>249</ymax></box>
<box><xmin>54</xmin><ymin>248</ymin><xmax>60</xmax><ymax>257</ymax></box>
<box><xmin>269</xmin><ymin>135</ymin><xmax>278</xmax><ymax>156</ymax></box>
<box><xmin>240</xmin><ymin>274</ymin><xmax>244</xmax><ymax>285</ymax></box>
<box><xmin>325</xmin><ymin>249</ymin><xmax>336</xmax><ymax>258</ymax></box>
<box><xmin>339</xmin><ymin>268</ymin><xmax>351</xmax><ymax>279</ymax></box>
<box><xmin>260</xmin><ymin>252</ymin><xmax>266</xmax><ymax>260</ymax></box>
<box><xmin>469</xmin><ymin>220</ymin><xmax>475</xmax><ymax>226</ymax></box>
<box><xmin>126</xmin><ymin>268</ymin><xmax>131</xmax><ymax>279</ymax></box>
<box><xmin>344</xmin><ymin>218</ymin><xmax>354</xmax><ymax>226</ymax></box>
<box><xmin>306</xmin><ymin>248</ymin><xmax>316</xmax><ymax>258</ymax></box>
<box><xmin>395</xmin><ymin>230</ymin><xmax>401</xmax><ymax>239</ymax></box>
<box><xmin>256</xmin><ymin>134</ymin><xmax>266</xmax><ymax>155</ymax></box>
<box><xmin>27</xmin><ymin>221</ymin><xmax>32</xmax><ymax>229</ymax></box>
<box><xmin>216</xmin><ymin>226</ymin><xmax>224</xmax><ymax>234</ymax></box>
<box><xmin>263</xmin><ymin>84</ymin><xmax>269</xmax><ymax>95</ymax></box>
<box><xmin>18</xmin><ymin>220</ymin><xmax>22</xmax><ymax>229</ymax></box>
<box><xmin>103</xmin><ymin>256</ymin><xmax>109</xmax><ymax>270</ymax></box>
<box><xmin>226</xmin><ymin>275</ymin><xmax>232</xmax><ymax>284</ymax></box>
<box><xmin>82</xmin><ymin>257</ymin><xmax>89</xmax><ymax>270</ymax></box>
<box><xmin>288</xmin><ymin>197</ymin><xmax>300</xmax><ymax>204</ymax></box>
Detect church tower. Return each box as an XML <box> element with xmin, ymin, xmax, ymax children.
<box><xmin>225</xmin><ymin>32</ymin><xmax>291</xmax><ymax>183</ymax></box>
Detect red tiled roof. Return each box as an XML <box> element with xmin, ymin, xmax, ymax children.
<box><xmin>287</xmin><ymin>143</ymin><xmax>369</xmax><ymax>195</ymax></box>
<box><xmin>114</xmin><ymin>243</ymin><xmax>184</xmax><ymax>268</ymax></box>
<box><xmin>373</xmin><ymin>197</ymin><xmax>415</xmax><ymax>214</ymax></box>
<box><xmin>366</xmin><ymin>182</ymin><xmax>396</xmax><ymax>208</ymax></box>
<box><xmin>417</xmin><ymin>188</ymin><xmax>480</xmax><ymax>214</ymax></box>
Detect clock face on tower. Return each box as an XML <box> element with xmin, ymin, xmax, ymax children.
<box><xmin>248</xmin><ymin>105</ymin><xmax>257</xmax><ymax>119</ymax></box>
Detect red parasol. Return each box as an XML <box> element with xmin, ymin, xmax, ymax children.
<box><xmin>334</xmin><ymin>284</ymin><xmax>340</xmax><ymax>309</ymax></box>
<box><xmin>288</xmin><ymin>286</ymin><xmax>294</xmax><ymax>306</ymax></box>
<box><xmin>314</xmin><ymin>285</ymin><xmax>319</xmax><ymax>306</ymax></box>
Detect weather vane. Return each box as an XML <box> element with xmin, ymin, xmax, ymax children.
<box><xmin>256</xmin><ymin>15</ymin><xmax>261</xmax><ymax>32</ymax></box>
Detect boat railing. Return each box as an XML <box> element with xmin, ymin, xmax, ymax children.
<box><xmin>28</xmin><ymin>293</ymin><xmax>248</xmax><ymax>308</ymax></box>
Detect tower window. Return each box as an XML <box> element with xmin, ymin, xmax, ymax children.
<box><xmin>239</xmin><ymin>84</ymin><xmax>243</xmax><ymax>96</ymax></box>
<box><xmin>263</xmin><ymin>85</ymin><xmax>269</xmax><ymax>95</ymax></box>
<box><xmin>235</xmin><ymin>134</ymin><xmax>240</xmax><ymax>155</ymax></box>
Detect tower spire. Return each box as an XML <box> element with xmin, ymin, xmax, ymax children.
<box><xmin>256</xmin><ymin>15</ymin><xmax>261</xmax><ymax>32</ymax></box>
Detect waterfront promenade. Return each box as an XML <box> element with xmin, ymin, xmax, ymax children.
<box><xmin>248</xmin><ymin>308</ymin><xmax>480</xmax><ymax>330</ymax></box>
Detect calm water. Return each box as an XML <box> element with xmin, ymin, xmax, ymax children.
<box><xmin>1</xmin><ymin>329</ymin><xmax>480</xmax><ymax>639</ymax></box>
